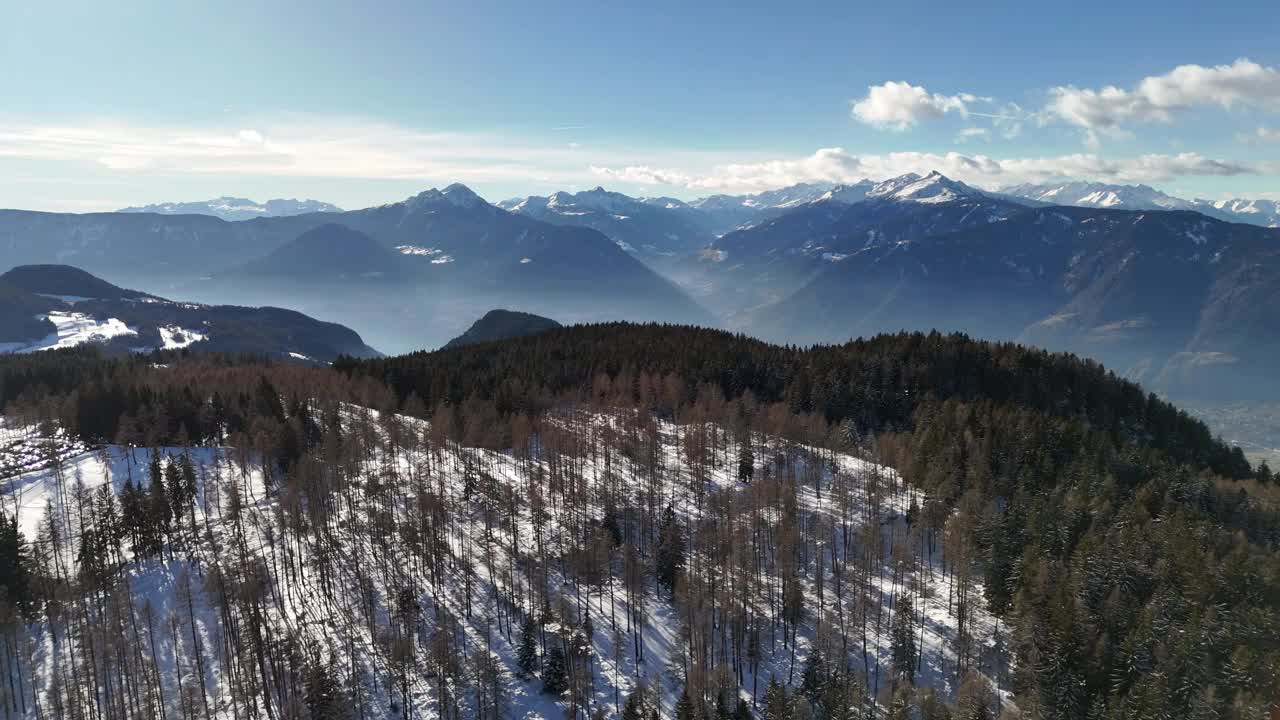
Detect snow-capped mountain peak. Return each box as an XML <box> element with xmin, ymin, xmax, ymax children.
<box><xmin>866</xmin><ymin>171</ymin><xmax>980</xmax><ymax>204</ymax></box>
<box><xmin>1000</xmin><ymin>181</ymin><xmax>1194</xmax><ymax>211</ymax></box>
<box><xmin>815</xmin><ymin>180</ymin><xmax>876</xmax><ymax>205</ymax></box>
<box><xmin>405</xmin><ymin>184</ymin><xmax>490</xmax><ymax>211</ymax></box>
<box><xmin>441</xmin><ymin>183</ymin><xmax>486</xmax><ymax>207</ymax></box>
<box><xmin>119</xmin><ymin>197</ymin><xmax>341</xmax><ymax>221</ymax></box>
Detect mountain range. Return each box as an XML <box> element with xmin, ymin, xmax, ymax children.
<box><xmin>119</xmin><ymin>196</ymin><xmax>341</xmax><ymax>221</ymax></box>
<box><xmin>0</xmin><ymin>184</ymin><xmax>710</xmax><ymax>354</ymax></box>
<box><xmin>999</xmin><ymin>181</ymin><xmax>1280</xmax><ymax>227</ymax></box>
<box><xmin>9</xmin><ymin>174</ymin><xmax>1280</xmax><ymax>410</ymax></box>
<box><xmin>0</xmin><ymin>264</ymin><xmax>379</xmax><ymax>360</ymax></box>
<box><xmin>127</xmin><ymin>181</ymin><xmax>1280</xmax><ymax>229</ymax></box>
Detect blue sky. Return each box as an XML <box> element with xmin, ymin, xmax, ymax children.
<box><xmin>2</xmin><ymin>0</ymin><xmax>1278</xmax><ymax>211</ymax></box>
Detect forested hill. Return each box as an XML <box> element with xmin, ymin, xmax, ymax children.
<box><xmin>336</xmin><ymin>323</ymin><xmax>1257</xmax><ymax>481</ymax></box>
<box><xmin>1</xmin><ymin>325</ymin><xmax>1277</xmax><ymax>719</ymax></box>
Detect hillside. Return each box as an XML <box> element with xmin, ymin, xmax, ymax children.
<box><xmin>1</xmin><ymin>324</ymin><xmax>1272</xmax><ymax>719</ymax></box>
<box><xmin>232</xmin><ymin>223</ymin><xmax>410</xmax><ymax>284</ymax></box>
<box><xmin>0</xmin><ymin>264</ymin><xmax>380</xmax><ymax>360</ymax></box>
<box><xmin>442</xmin><ymin>309</ymin><xmax>563</xmax><ymax>349</ymax></box>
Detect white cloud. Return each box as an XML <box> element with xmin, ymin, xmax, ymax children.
<box><xmin>2</xmin><ymin>116</ymin><xmax>1271</xmax><ymax>205</ymax></box>
<box><xmin>592</xmin><ymin>148</ymin><xmax>1260</xmax><ymax>193</ymax></box>
<box><xmin>0</xmin><ymin>118</ymin><xmax>610</xmax><ymax>185</ymax></box>
<box><xmin>956</xmin><ymin>127</ymin><xmax>990</xmax><ymax>143</ymax></box>
<box><xmin>1047</xmin><ymin>58</ymin><xmax>1280</xmax><ymax>130</ymax></box>
<box><xmin>1240</xmin><ymin>126</ymin><xmax>1280</xmax><ymax>144</ymax></box>
<box><xmin>851</xmin><ymin>81</ymin><xmax>978</xmax><ymax>130</ymax></box>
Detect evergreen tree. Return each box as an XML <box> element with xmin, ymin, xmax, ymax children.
<box><xmin>655</xmin><ymin>505</ymin><xmax>685</xmax><ymax>593</ymax></box>
<box><xmin>818</xmin><ymin>672</ymin><xmax>865</xmax><ymax>720</ymax></box>
<box><xmin>891</xmin><ymin>597</ymin><xmax>917</xmax><ymax>685</ymax></box>
<box><xmin>542</xmin><ymin>645</ymin><xmax>568</xmax><ymax>695</ymax></box>
<box><xmin>763</xmin><ymin>677</ymin><xmax>791</xmax><ymax>720</ymax></box>
<box><xmin>733</xmin><ymin>697</ymin><xmax>752</xmax><ymax>720</ymax></box>
<box><xmin>517</xmin><ymin>613</ymin><xmax>539</xmax><ymax>678</ymax></box>
<box><xmin>799</xmin><ymin>649</ymin><xmax>826</xmax><ymax>705</ymax></box>
<box><xmin>737</xmin><ymin>442</ymin><xmax>755</xmax><ymax>482</ymax></box>
<box><xmin>305</xmin><ymin>656</ymin><xmax>350</xmax><ymax>720</ymax></box>
<box><xmin>714</xmin><ymin>692</ymin><xmax>731</xmax><ymax>720</ymax></box>
<box><xmin>621</xmin><ymin>692</ymin><xmax>645</xmax><ymax>720</ymax></box>
<box><xmin>0</xmin><ymin>512</ymin><xmax>31</xmax><ymax>612</ymax></box>
<box><xmin>675</xmin><ymin>686</ymin><xmax>697</xmax><ymax>720</ymax></box>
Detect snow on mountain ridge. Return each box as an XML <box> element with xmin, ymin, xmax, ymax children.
<box><xmin>120</xmin><ymin>196</ymin><xmax>341</xmax><ymax>220</ymax></box>
<box><xmin>1002</xmin><ymin>181</ymin><xmax>1280</xmax><ymax>227</ymax></box>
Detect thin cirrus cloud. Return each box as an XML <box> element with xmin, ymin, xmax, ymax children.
<box><xmin>0</xmin><ymin>119</ymin><xmax>603</xmax><ymax>184</ymax></box>
<box><xmin>592</xmin><ymin>147</ymin><xmax>1260</xmax><ymax>192</ymax></box>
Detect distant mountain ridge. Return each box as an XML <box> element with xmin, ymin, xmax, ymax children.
<box><xmin>0</xmin><ymin>264</ymin><xmax>379</xmax><ymax>360</ymax></box>
<box><xmin>119</xmin><ymin>196</ymin><xmax>341</xmax><ymax>221</ymax></box>
<box><xmin>1000</xmin><ymin>182</ymin><xmax>1280</xmax><ymax>227</ymax></box>
<box><xmin>442</xmin><ymin>309</ymin><xmax>562</xmax><ymax>349</ymax></box>
<box><xmin>499</xmin><ymin>186</ymin><xmax>716</xmax><ymax>258</ymax></box>
<box><xmin>0</xmin><ymin>185</ymin><xmax>711</xmax><ymax>347</ymax></box>
<box><xmin>692</xmin><ymin>171</ymin><xmax>1026</xmax><ymax>314</ymax></box>
<box><xmin>752</xmin><ymin>206</ymin><xmax>1280</xmax><ymax>401</ymax></box>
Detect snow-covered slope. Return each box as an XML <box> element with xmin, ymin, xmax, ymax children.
<box><xmin>1000</xmin><ymin>182</ymin><xmax>1280</xmax><ymax>228</ymax></box>
<box><xmin>999</xmin><ymin>181</ymin><xmax>1196</xmax><ymax>211</ymax></box>
<box><xmin>1195</xmin><ymin>197</ymin><xmax>1280</xmax><ymax>228</ymax></box>
<box><xmin>1</xmin><ymin>408</ymin><xmax>1009</xmax><ymax>719</ymax></box>
<box><xmin>0</xmin><ymin>264</ymin><xmax>381</xmax><ymax>359</ymax></box>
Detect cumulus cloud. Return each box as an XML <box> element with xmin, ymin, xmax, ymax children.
<box><xmin>851</xmin><ymin>81</ymin><xmax>979</xmax><ymax>130</ymax></box>
<box><xmin>1047</xmin><ymin>58</ymin><xmax>1280</xmax><ymax>130</ymax></box>
<box><xmin>592</xmin><ymin>148</ymin><xmax>1259</xmax><ymax>192</ymax></box>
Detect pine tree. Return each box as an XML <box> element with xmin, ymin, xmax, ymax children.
<box><xmin>542</xmin><ymin>645</ymin><xmax>568</xmax><ymax>695</ymax></box>
<box><xmin>763</xmin><ymin>677</ymin><xmax>791</xmax><ymax>720</ymax></box>
<box><xmin>305</xmin><ymin>656</ymin><xmax>350</xmax><ymax>720</ymax></box>
<box><xmin>737</xmin><ymin>442</ymin><xmax>754</xmax><ymax>482</ymax></box>
<box><xmin>0</xmin><ymin>512</ymin><xmax>31</xmax><ymax>612</ymax></box>
<box><xmin>818</xmin><ymin>672</ymin><xmax>865</xmax><ymax>720</ymax></box>
<box><xmin>733</xmin><ymin>697</ymin><xmax>752</xmax><ymax>720</ymax></box>
<box><xmin>621</xmin><ymin>691</ymin><xmax>646</xmax><ymax>720</ymax></box>
<box><xmin>655</xmin><ymin>505</ymin><xmax>685</xmax><ymax>593</ymax></box>
<box><xmin>714</xmin><ymin>692</ymin><xmax>731</xmax><ymax>720</ymax></box>
<box><xmin>799</xmin><ymin>649</ymin><xmax>826</xmax><ymax>705</ymax></box>
<box><xmin>675</xmin><ymin>686</ymin><xmax>697</xmax><ymax>720</ymax></box>
<box><xmin>517</xmin><ymin>613</ymin><xmax>539</xmax><ymax>679</ymax></box>
<box><xmin>891</xmin><ymin>597</ymin><xmax>917</xmax><ymax>686</ymax></box>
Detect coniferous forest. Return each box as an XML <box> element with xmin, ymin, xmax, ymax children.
<box><xmin>0</xmin><ymin>325</ymin><xmax>1276</xmax><ymax>719</ymax></box>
